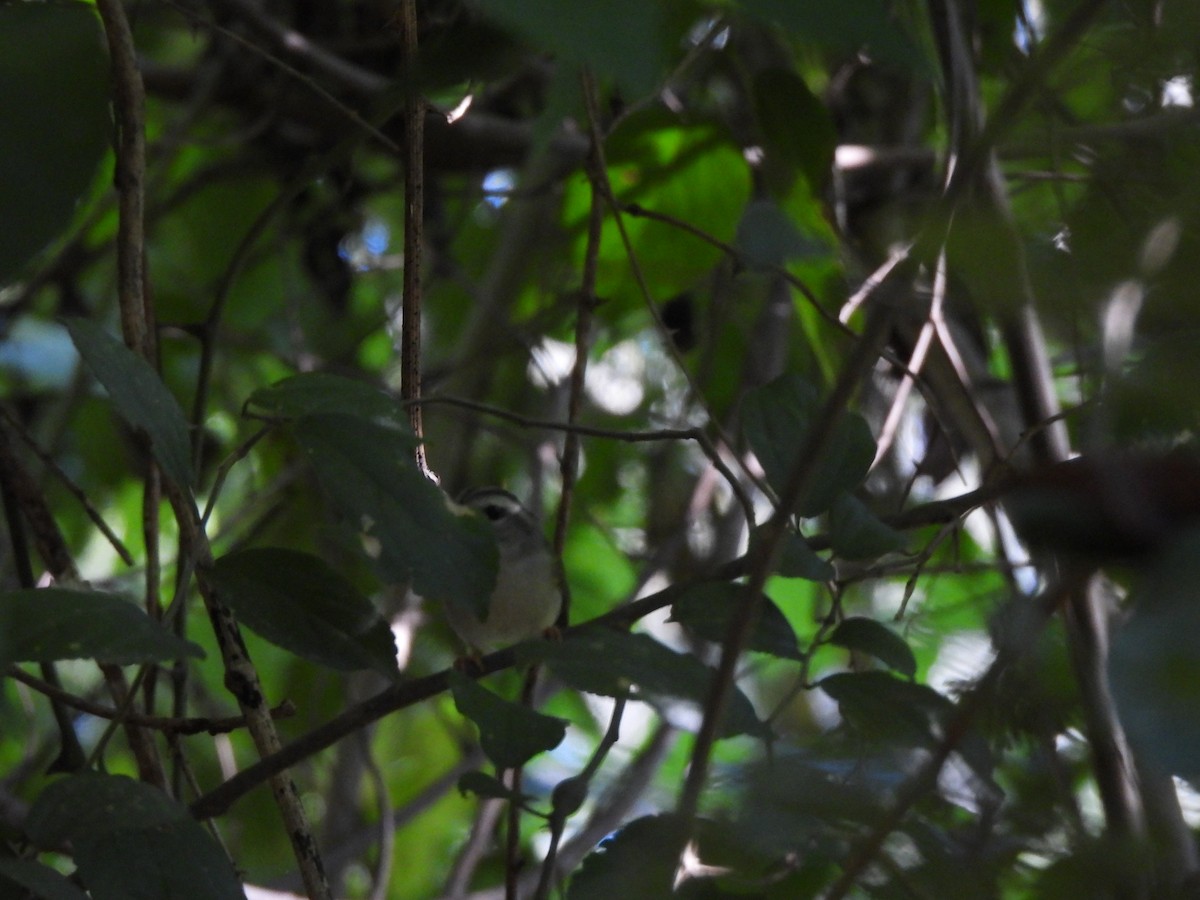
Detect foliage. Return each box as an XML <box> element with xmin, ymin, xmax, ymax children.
<box><xmin>3</xmin><ymin>0</ymin><xmax>1200</xmax><ymax>897</ymax></box>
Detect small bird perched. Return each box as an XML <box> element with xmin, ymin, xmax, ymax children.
<box><xmin>446</xmin><ymin>487</ymin><xmax>563</xmax><ymax>652</ymax></box>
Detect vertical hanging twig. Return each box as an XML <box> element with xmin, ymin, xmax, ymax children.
<box><xmin>677</xmin><ymin>281</ymin><xmax>903</xmax><ymax>825</ymax></box>
<box><xmin>92</xmin><ymin>0</ymin><xmax>170</xmax><ymax>792</ymax></box>
<box><xmin>95</xmin><ymin>0</ymin><xmax>166</xmax><ymax>739</ymax></box>
<box><xmin>553</xmin><ymin>68</ymin><xmax>606</xmax><ymax>603</ymax></box>
<box><xmin>95</xmin><ymin>2</ymin><xmax>331</xmax><ymax>895</ymax></box>
<box><xmin>94</xmin><ymin>0</ymin><xmax>148</xmax><ymax>358</ymax></box>
<box><xmin>399</xmin><ymin>0</ymin><xmax>431</xmax><ymax>479</ymax></box>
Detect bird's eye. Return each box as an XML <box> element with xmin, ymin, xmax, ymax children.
<box><xmin>482</xmin><ymin>504</ymin><xmax>507</xmax><ymax>521</ymax></box>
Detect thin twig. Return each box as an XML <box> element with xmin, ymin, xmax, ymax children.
<box><xmin>0</xmin><ymin>407</ymin><xmax>134</xmax><ymax>565</ymax></box>
<box><xmin>0</xmin><ymin>462</ymin><xmax>87</xmax><ymax>772</ymax></box>
<box><xmin>168</xmin><ymin>476</ymin><xmax>332</xmax><ymax>898</ymax></box>
<box><xmin>534</xmin><ymin>695</ymin><xmax>628</xmax><ymax>900</ymax></box>
<box><xmin>579</xmin><ymin>88</ymin><xmax>758</xmax><ymax>536</ymax></box>
<box><xmin>821</xmin><ymin>574</ymin><xmax>1078</xmax><ymax>900</ymax></box>
<box><xmin>186</xmin><ymin>470</ymin><xmax>1013</xmax><ymax>821</ymax></box>
<box><xmin>95</xmin><ymin>0</ymin><xmax>148</xmax><ymax>357</ymax></box>
<box><xmin>6</xmin><ymin>666</ymin><xmax>296</xmax><ymax>734</ymax></box>
<box><xmin>364</xmin><ymin>738</ymin><xmax>396</xmax><ymax>900</ymax></box>
<box><xmin>415</xmin><ymin>393</ymin><xmax>758</xmax><ymax>529</ymax></box>
<box><xmin>163</xmin><ymin>0</ymin><xmax>398</xmax><ymax>152</ymax></box>
<box><xmin>622</xmin><ymin>202</ymin><xmax>836</xmax><ymax>332</ymax></box>
<box><xmin>553</xmin><ymin>68</ymin><xmax>604</xmax><ymax>568</ymax></box>
<box><xmin>201</xmin><ymin>426</ymin><xmax>271</xmax><ymax>525</ymax></box>
<box><xmin>399</xmin><ymin>0</ymin><xmax>432</xmax><ymax>480</ymax></box>
<box><xmin>677</xmin><ymin>269</ymin><xmax>907</xmax><ymax>823</ymax></box>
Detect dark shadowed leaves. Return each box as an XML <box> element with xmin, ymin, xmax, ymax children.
<box><xmin>772</xmin><ymin>528</ymin><xmax>836</xmax><ymax>581</ymax></box>
<box><xmin>734</xmin><ymin>199</ymin><xmax>814</xmax><ymax>269</ymax></box>
<box><xmin>0</xmin><ymin>858</ymin><xmax>89</xmax><ymax>900</ymax></box>
<box><xmin>819</xmin><ymin>671</ymin><xmax>950</xmax><ymax>746</ymax></box>
<box><xmin>829</xmin><ymin>493</ymin><xmax>906</xmax><ymax>559</ymax></box>
<box><xmin>830</xmin><ymin>616</ymin><xmax>917</xmax><ymax>678</ymax></box>
<box><xmin>25</xmin><ymin>773</ymin><xmax>242</xmax><ymax>899</ymax></box>
<box><xmin>742</xmin><ymin>373</ymin><xmax>876</xmax><ymax>516</ymax></box>
<box><xmin>567</xmin><ymin>814</ymin><xmax>690</xmax><ymax>900</ymax></box>
<box><xmin>295</xmin><ymin>413</ymin><xmax>498</xmax><ymax>619</ymax></box>
<box><xmin>519</xmin><ymin>629</ymin><xmax>771</xmax><ymax>740</ymax></box>
<box><xmin>0</xmin><ymin>2</ymin><xmax>109</xmax><ymax>282</ymax></box>
<box><xmin>0</xmin><ymin>589</ymin><xmax>203</xmax><ymax>668</ymax></box>
<box><xmin>752</xmin><ymin>68</ymin><xmax>837</xmax><ymax>193</ymax></box>
<box><xmin>670</xmin><ymin>582</ymin><xmax>804</xmax><ymax>661</ymax></box>
<box><xmin>66</xmin><ymin>319</ymin><xmax>195</xmax><ymax>489</ymax></box>
<box><xmin>473</xmin><ymin>0</ymin><xmax>666</xmax><ymax>96</ymax></box>
<box><xmin>1110</xmin><ymin>528</ymin><xmax>1200</xmax><ymax>782</ymax></box>
<box><xmin>450</xmin><ymin>670</ymin><xmax>568</xmax><ymax>768</ymax></box>
<box><xmin>209</xmin><ymin>547</ymin><xmax>399</xmax><ymax>677</ymax></box>
<box><xmin>457</xmin><ymin>770</ymin><xmax>530</xmax><ymax>804</ymax></box>
<box><xmin>246</xmin><ymin>371</ymin><xmax>410</xmax><ymax>426</ymax></box>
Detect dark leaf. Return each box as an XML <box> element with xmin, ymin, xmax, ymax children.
<box><xmin>828</xmin><ymin>493</ymin><xmax>906</xmax><ymax>559</ymax></box>
<box><xmin>246</xmin><ymin>372</ymin><xmax>411</xmax><ymax>427</ymax></box>
<box><xmin>741</xmin><ymin>0</ymin><xmax>923</xmax><ymax>67</ymax></box>
<box><xmin>449</xmin><ymin>670</ymin><xmax>568</xmax><ymax>769</ymax></box>
<box><xmin>66</xmin><ymin>319</ymin><xmax>195</xmax><ymax>489</ymax></box>
<box><xmin>295</xmin><ymin>413</ymin><xmax>498</xmax><ymax>619</ymax></box>
<box><xmin>752</xmin><ymin>68</ymin><xmax>837</xmax><ymax>192</ymax></box>
<box><xmin>670</xmin><ymin>582</ymin><xmax>804</xmax><ymax>661</ymax></box>
<box><xmin>818</xmin><ymin>671</ymin><xmax>951</xmax><ymax>746</ymax></box>
<box><xmin>734</xmin><ymin>199</ymin><xmax>814</xmax><ymax>269</ymax></box>
<box><xmin>209</xmin><ymin>547</ymin><xmax>398</xmax><ymax>677</ymax></box>
<box><xmin>829</xmin><ymin>617</ymin><xmax>917</xmax><ymax>678</ymax></box>
<box><xmin>0</xmin><ymin>589</ymin><xmax>203</xmax><ymax>668</ymax></box>
<box><xmin>518</xmin><ymin>629</ymin><xmax>771</xmax><ymax>740</ymax></box>
<box><xmin>1110</xmin><ymin>528</ymin><xmax>1200</xmax><ymax>782</ymax></box>
<box><xmin>734</xmin><ymin>752</ymin><xmax>898</xmax><ymax>859</ymax></box>
<box><xmin>0</xmin><ymin>2</ymin><xmax>109</xmax><ymax>282</ymax></box>
<box><xmin>457</xmin><ymin>770</ymin><xmax>530</xmax><ymax>804</ymax></box>
<box><xmin>474</xmin><ymin>0</ymin><xmax>666</xmax><ymax>96</ymax></box>
<box><xmin>26</xmin><ymin>773</ymin><xmax>242</xmax><ymax>900</ymax></box>
<box><xmin>0</xmin><ymin>859</ymin><xmax>89</xmax><ymax>900</ymax></box>
<box><xmin>772</xmin><ymin>528</ymin><xmax>835</xmax><ymax>581</ymax></box>
<box><xmin>742</xmin><ymin>374</ymin><xmax>877</xmax><ymax>516</ymax></box>
<box><xmin>567</xmin><ymin>814</ymin><xmax>690</xmax><ymax>900</ymax></box>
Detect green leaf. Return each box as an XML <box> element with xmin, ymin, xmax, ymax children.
<box><xmin>736</xmin><ymin>752</ymin><xmax>896</xmax><ymax>855</ymax></box>
<box><xmin>246</xmin><ymin>371</ymin><xmax>411</xmax><ymax>427</ymax></box>
<box><xmin>0</xmin><ymin>859</ymin><xmax>89</xmax><ymax>900</ymax></box>
<box><xmin>208</xmin><ymin>548</ymin><xmax>398</xmax><ymax>678</ymax></box>
<box><xmin>772</xmin><ymin>528</ymin><xmax>835</xmax><ymax>581</ymax></box>
<box><xmin>0</xmin><ymin>589</ymin><xmax>203</xmax><ymax>668</ymax></box>
<box><xmin>473</xmin><ymin>0</ymin><xmax>666</xmax><ymax>96</ymax></box>
<box><xmin>819</xmin><ymin>671</ymin><xmax>952</xmax><ymax>746</ymax></box>
<box><xmin>25</xmin><ymin>773</ymin><xmax>242</xmax><ymax>900</ymax></box>
<box><xmin>829</xmin><ymin>617</ymin><xmax>917</xmax><ymax>678</ymax></box>
<box><xmin>0</xmin><ymin>2</ymin><xmax>109</xmax><ymax>282</ymax></box>
<box><xmin>65</xmin><ymin>319</ymin><xmax>195</xmax><ymax>489</ymax></box>
<box><xmin>752</xmin><ymin>68</ymin><xmax>837</xmax><ymax>193</ymax></box>
<box><xmin>1110</xmin><ymin>529</ymin><xmax>1200</xmax><ymax>782</ymax></box>
<box><xmin>741</xmin><ymin>0</ymin><xmax>924</xmax><ymax>68</ymax></box>
<box><xmin>828</xmin><ymin>493</ymin><xmax>906</xmax><ymax>559</ymax></box>
<box><xmin>567</xmin><ymin>814</ymin><xmax>690</xmax><ymax>900</ymax></box>
<box><xmin>734</xmin><ymin>199</ymin><xmax>814</xmax><ymax>269</ymax></box>
<box><xmin>518</xmin><ymin>630</ymin><xmax>771</xmax><ymax>740</ymax></box>
<box><xmin>294</xmin><ymin>413</ymin><xmax>498</xmax><ymax>619</ymax></box>
<box><xmin>945</xmin><ymin>208</ymin><xmax>1026</xmax><ymax>316</ymax></box>
<box><xmin>449</xmin><ymin>671</ymin><xmax>568</xmax><ymax>768</ymax></box>
<box><xmin>742</xmin><ymin>373</ymin><xmax>877</xmax><ymax>516</ymax></box>
<box><xmin>669</xmin><ymin>583</ymin><xmax>804</xmax><ymax>661</ymax></box>
<box><xmin>457</xmin><ymin>770</ymin><xmax>530</xmax><ymax>803</ymax></box>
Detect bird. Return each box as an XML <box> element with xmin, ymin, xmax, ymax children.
<box><xmin>445</xmin><ymin>487</ymin><xmax>564</xmax><ymax>652</ymax></box>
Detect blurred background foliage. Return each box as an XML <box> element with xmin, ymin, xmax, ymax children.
<box><xmin>4</xmin><ymin>0</ymin><xmax>1200</xmax><ymax>897</ymax></box>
